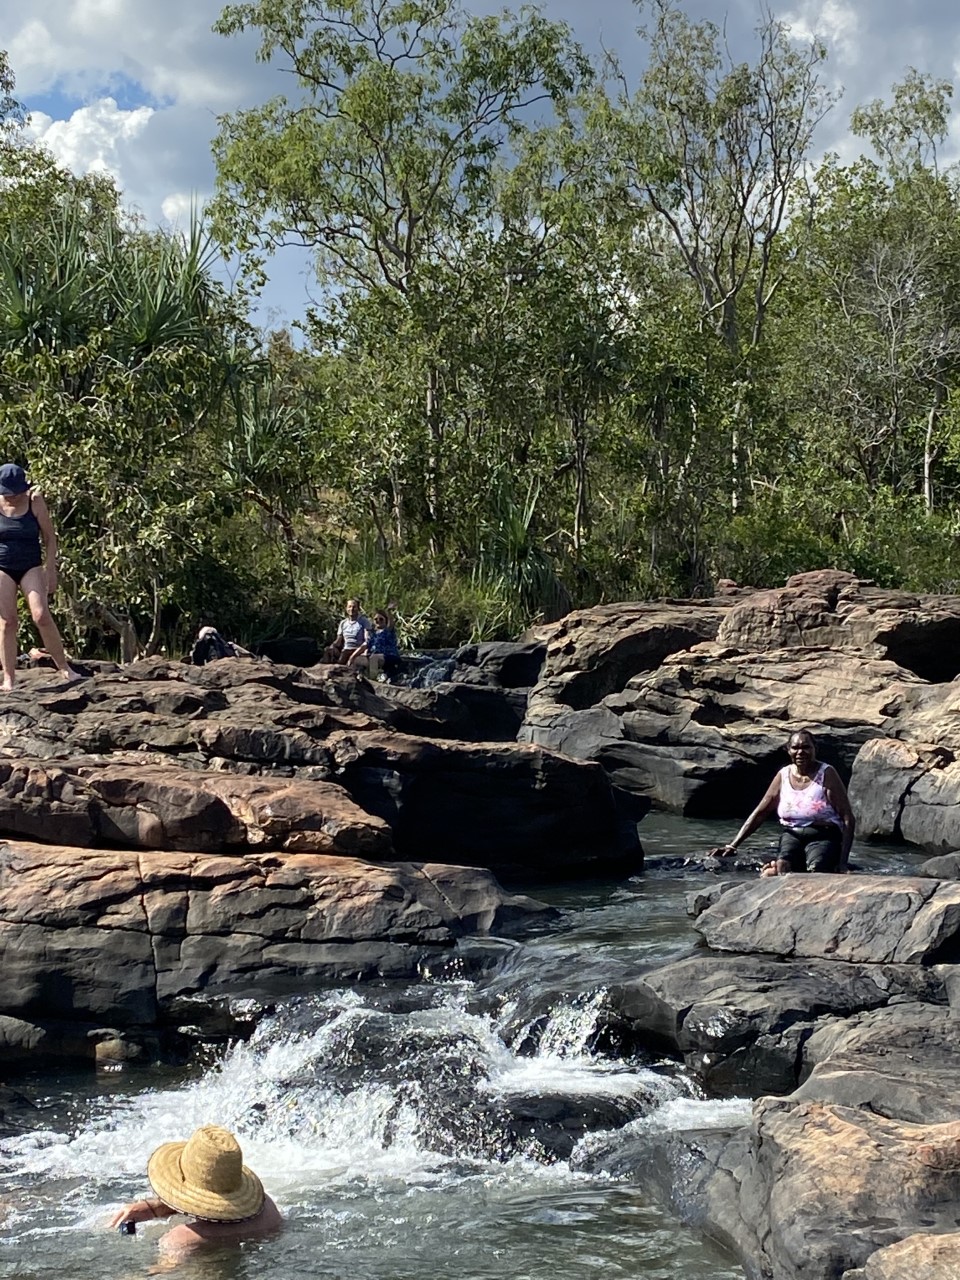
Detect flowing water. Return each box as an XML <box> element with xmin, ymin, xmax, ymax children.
<box><xmin>0</xmin><ymin>816</ymin><xmax>927</xmax><ymax>1280</ymax></box>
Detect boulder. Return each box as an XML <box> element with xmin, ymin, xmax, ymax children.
<box><xmin>0</xmin><ymin>840</ymin><xmax>549</xmax><ymax>1028</ymax></box>
<box><xmin>794</xmin><ymin>1003</ymin><xmax>960</xmax><ymax>1123</ymax></box>
<box><xmin>449</xmin><ymin>640</ymin><xmax>547</xmax><ymax>689</ymax></box>
<box><xmin>521</xmin><ymin>601</ymin><xmax>727</xmax><ymax>731</ymax></box>
<box><xmin>691</xmin><ymin>875</ymin><xmax>960</xmax><ymax>964</ymax></box>
<box><xmin>730</xmin><ymin>1100</ymin><xmax>960</xmax><ymax>1280</ymax></box>
<box><xmin>842</xmin><ymin>1233</ymin><xmax>960</xmax><ymax>1280</ymax></box>
<box><xmin>849</xmin><ymin>737</ymin><xmax>960</xmax><ymax>851</ymax></box>
<box><xmin>327</xmin><ymin>728</ymin><xmax>640</xmax><ymax>879</ymax></box>
<box><xmin>0</xmin><ymin>662</ymin><xmax>636</xmax><ymax>875</ymax></box>
<box><xmin>607</xmin><ymin>955</ymin><xmax>945</xmax><ymax>1096</ymax></box>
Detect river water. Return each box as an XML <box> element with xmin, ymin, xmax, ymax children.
<box><xmin>0</xmin><ymin>816</ymin><xmax>927</xmax><ymax>1280</ymax></box>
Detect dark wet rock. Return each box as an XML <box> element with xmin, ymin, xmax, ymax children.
<box><xmin>607</xmin><ymin>955</ymin><xmax>945</xmax><ymax>1097</ymax></box>
<box><xmin>449</xmin><ymin>640</ymin><xmax>547</xmax><ymax>689</ymax></box>
<box><xmin>691</xmin><ymin>874</ymin><xmax>960</xmax><ymax>964</ymax></box>
<box><xmin>328</xmin><ymin>729</ymin><xmax>641</xmax><ymax>880</ymax></box>
<box><xmin>372</xmin><ymin>681</ymin><xmax>529</xmax><ymax>742</ymax></box>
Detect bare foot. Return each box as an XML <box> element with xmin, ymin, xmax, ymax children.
<box><xmin>760</xmin><ymin>861</ymin><xmax>780</xmax><ymax>877</ymax></box>
<box><xmin>1</xmin><ymin>680</ymin><xmax>13</xmax><ymax>692</ymax></box>
<box><xmin>60</xmin><ymin>667</ymin><xmax>83</xmax><ymax>683</ymax></box>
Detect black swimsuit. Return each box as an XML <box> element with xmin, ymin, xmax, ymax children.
<box><xmin>0</xmin><ymin>494</ymin><xmax>42</xmax><ymax>585</ymax></box>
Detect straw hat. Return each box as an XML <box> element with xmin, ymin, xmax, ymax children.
<box><xmin>147</xmin><ymin>1126</ymin><xmax>264</xmax><ymax>1222</ymax></box>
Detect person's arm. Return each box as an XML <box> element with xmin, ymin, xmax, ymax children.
<box><xmin>714</xmin><ymin>774</ymin><xmax>782</xmax><ymax>857</ymax></box>
<box><xmin>107</xmin><ymin>1197</ymin><xmax>176</xmax><ymax>1229</ymax></box>
<box><xmin>31</xmin><ymin>493</ymin><xmax>58</xmax><ymax>593</ymax></box>
<box><xmin>824</xmin><ymin>765</ymin><xmax>856</xmax><ymax>870</ymax></box>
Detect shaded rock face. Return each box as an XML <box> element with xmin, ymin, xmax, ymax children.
<box><xmin>0</xmin><ymin>840</ymin><xmax>548</xmax><ymax>1030</ymax></box>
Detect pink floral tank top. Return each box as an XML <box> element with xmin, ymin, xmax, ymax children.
<box><xmin>777</xmin><ymin>764</ymin><xmax>843</xmax><ymax>830</ymax></box>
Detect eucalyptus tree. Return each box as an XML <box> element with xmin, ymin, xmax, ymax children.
<box><xmin>775</xmin><ymin>73</ymin><xmax>960</xmax><ymax>521</ymax></box>
<box><xmin>592</xmin><ymin>0</ymin><xmax>836</xmax><ymax>509</ymax></box>
<box><xmin>211</xmin><ymin>0</ymin><xmax>591</xmax><ymax>545</ymax></box>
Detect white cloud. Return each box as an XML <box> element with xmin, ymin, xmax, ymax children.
<box><xmin>781</xmin><ymin>1</ymin><xmax>860</xmax><ymax>65</ymax></box>
<box><xmin>26</xmin><ymin>98</ymin><xmax>154</xmax><ymax>179</ymax></box>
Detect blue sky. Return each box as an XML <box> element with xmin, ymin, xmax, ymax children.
<box><xmin>6</xmin><ymin>0</ymin><xmax>960</xmax><ymax>331</ymax></box>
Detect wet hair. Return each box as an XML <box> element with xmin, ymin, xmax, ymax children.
<box><xmin>786</xmin><ymin>728</ymin><xmax>816</xmax><ymax>748</ymax></box>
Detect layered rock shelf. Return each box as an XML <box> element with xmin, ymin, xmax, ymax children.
<box><xmin>520</xmin><ymin>570</ymin><xmax>960</xmax><ymax>851</ymax></box>
<box><xmin>0</xmin><ymin>655</ymin><xmax>638</xmax><ymax>1063</ymax></box>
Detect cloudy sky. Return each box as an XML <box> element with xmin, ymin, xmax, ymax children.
<box><xmin>6</xmin><ymin>0</ymin><xmax>960</xmax><ymax>329</ymax></box>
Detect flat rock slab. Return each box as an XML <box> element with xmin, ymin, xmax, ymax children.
<box><xmin>0</xmin><ymin>840</ymin><xmax>546</xmax><ymax>1026</ymax></box>
<box><xmin>0</xmin><ymin>759</ymin><xmax>392</xmax><ymax>856</ymax></box>
<box><xmin>691</xmin><ymin>875</ymin><xmax>960</xmax><ymax>964</ymax></box>
<box><xmin>842</xmin><ymin>1232</ymin><xmax>960</xmax><ymax>1279</ymax></box>
<box><xmin>608</xmin><ymin>954</ymin><xmax>944</xmax><ymax>1096</ymax></box>
<box><xmin>796</xmin><ymin>1002</ymin><xmax>960</xmax><ymax>1123</ymax></box>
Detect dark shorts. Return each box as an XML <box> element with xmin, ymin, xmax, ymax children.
<box><xmin>0</xmin><ymin>560</ymin><xmax>42</xmax><ymax>587</ymax></box>
<box><xmin>778</xmin><ymin>824</ymin><xmax>842</xmax><ymax>872</ymax></box>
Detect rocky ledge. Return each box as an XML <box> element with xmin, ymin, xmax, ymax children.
<box><xmin>520</xmin><ymin>570</ymin><xmax>960</xmax><ymax>852</ymax></box>
<box><xmin>0</xmin><ymin>657</ymin><xmax>640</xmax><ymax>1063</ymax></box>
<box><xmin>590</xmin><ymin>874</ymin><xmax>960</xmax><ymax>1280</ymax></box>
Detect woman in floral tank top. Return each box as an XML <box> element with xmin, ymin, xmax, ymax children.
<box><xmin>712</xmin><ymin>729</ymin><xmax>855</xmax><ymax>875</ymax></box>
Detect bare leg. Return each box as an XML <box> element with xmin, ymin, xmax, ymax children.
<box><xmin>21</xmin><ymin>568</ymin><xmax>80</xmax><ymax>681</ymax></box>
<box><xmin>0</xmin><ymin>571</ymin><xmax>18</xmax><ymax>690</ymax></box>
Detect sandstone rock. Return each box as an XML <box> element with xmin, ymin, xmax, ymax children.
<box><xmin>524</xmin><ymin>644</ymin><xmax>923</xmax><ymax>814</ymax></box>
<box><xmin>608</xmin><ymin>955</ymin><xmax>945</xmax><ymax>1096</ymax></box>
<box><xmin>842</xmin><ymin>1233</ymin><xmax>960</xmax><ymax>1280</ymax></box>
<box><xmin>0</xmin><ymin>663</ymin><xmax>635</xmax><ymax>873</ymax></box>
<box><xmin>733</xmin><ymin>1100</ymin><xmax>960</xmax><ymax>1279</ymax></box>
<box><xmin>0</xmin><ymin>759</ymin><xmax>391</xmax><ymax>856</ymax></box>
<box><xmin>327</xmin><ymin>728</ymin><xmax>639</xmax><ymax>877</ymax></box>
<box><xmin>717</xmin><ymin>571</ymin><xmax>960</xmax><ymax>683</ymax></box>
<box><xmin>795</xmin><ymin>1003</ymin><xmax>960</xmax><ymax>1123</ymax></box>
<box><xmin>922</xmin><ymin>852</ymin><xmax>960</xmax><ymax>879</ymax></box>
<box><xmin>691</xmin><ymin>875</ymin><xmax>960</xmax><ymax>964</ymax></box>
<box><xmin>0</xmin><ymin>841</ymin><xmax>548</xmax><ymax>1027</ymax></box>
<box><xmin>522</xmin><ymin>601</ymin><xmax>727</xmax><ymax>730</ymax></box>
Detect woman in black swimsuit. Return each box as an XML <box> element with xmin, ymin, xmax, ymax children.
<box><xmin>0</xmin><ymin>462</ymin><xmax>80</xmax><ymax>690</ymax></box>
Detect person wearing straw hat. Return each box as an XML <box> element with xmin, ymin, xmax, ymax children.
<box><xmin>108</xmin><ymin>1125</ymin><xmax>282</xmax><ymax>1256</ymax></box>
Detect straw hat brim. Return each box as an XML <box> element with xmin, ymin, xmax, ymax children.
<box><xmin>147</xmin><ymin>1140</ymin><xmax>265</xmax><ymax>1222</ymax></box>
